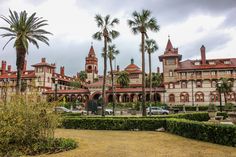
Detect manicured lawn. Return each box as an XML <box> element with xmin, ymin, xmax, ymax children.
<box><xmin>37</xmin><ymin>129</ymin><xmax>236</xmax><ymax>157</ymax></box>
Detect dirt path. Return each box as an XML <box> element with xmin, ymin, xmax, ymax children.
<box><xmin>37</xmin><ymin>129</ymin><xmax>236</xmax><ymax>157</ymax></box>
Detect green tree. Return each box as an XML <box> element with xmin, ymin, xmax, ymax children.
<box><xmin>117</xmin><ymin>71</ymin><xmax>130</xmax><ymax>88</ymax></box>
<box><xmin>152</xmin><ymin>72</ymin><xmax>162</xmax><ymax>87</ymax></box>
<box><xmin>93</xmin><ymin>14</ymin><xmax>119</xmax><ymax>116</ymax></box>
<box><xmin>145</xmin><ymin>39</ymin><xmax>158</xmax><ymax>102</ymax></box>
<box><xmin>128</xmin><ymin>9</ymin><xmax>159</xmax><ymax>116</ymax></box>
<box><xmin>69</xmin><ymin>81</ymin><xmax>81</xmax><ymax>88</ymax></box>
<box><xmin>78</xmin><ymin>71</ymin><xmax>87</xmax><ymax>83</ymax></box>
<box><xmin>216</xmin><ymin>78</ymin><xmax>233</xmax><ymax>111</ymax></box>
<box><xmin>0</xmin><ymin>10</ymin><xmax>52</xmax><ymax>93</ymax></box>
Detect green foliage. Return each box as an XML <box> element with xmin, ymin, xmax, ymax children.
<box><xmin>208</xmin><ymin>103</ymin><xmax>218</xmax><ymax>111</ymax></box>
<box><xmin>117</xmin><ymin>71</ymin><xmax>130</xmax><ymax>88</ymax></box>
<box><xmin>78</xmin><ymin>71</ymin><xmax>87</xmax><ymax>82</ymax></box>
<box><xmin>62</xmin><ymin>117</ymin><xmax>166</xmax><ymax>130</ymax></box>
<box><xmin>224</xmin><ymin>103</ymin><xmax>235</xmax><ymax>111</ymax></box>
<box><xmin>166</xmin><ymin>118</ymin><xmax>236</xmax><ymax>147</ymax></box>
<box><xmin>69</xmin><ymin>81</ymin><xmax>81</xmax><ymax>88</ymax></box>
<box><xmin>0</xmin><ymin>95</ymin><xmax>76</xmax><ymax>156</ymax></box>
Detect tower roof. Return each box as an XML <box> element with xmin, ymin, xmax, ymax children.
<box><xmin>88</xmin><ymin>45</ymin><xmax>96</xmax><ymax>57</ymax></box>
<box><xmin>165</xmin><ymin>39</ymin><xmax>173</xmax><ymax>51</ymax></box>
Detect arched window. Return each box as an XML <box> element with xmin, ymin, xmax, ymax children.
<box><xmin>180</xmin><ymin>92</ymin><xmax>189</xmax><ymax>102</ymax></box>
<box><xmin>195</xmin><ymin>92</ymin><xmax>204</xmax><ymax>102</ymax></box>
<box><xmin>210</xmin><ymin>92</ymin><xmax>219</xmax><ymax>102</ymax></box>
<box><xmin>181</xmin><ymin>81</ymin><xmax>187</xmax><ymax>88</ymax></box>
<box><xmin>169</xmin><ymin>94</ymin><xmax>175</xmax><ymax>102</ymax></box>
<box><xmin>169</xmin><ymin>70</ymin><xmax>173</xmax><ymax>77</ymax></box>
<box><xmin>227</xmin><ymin>92</ymin><xmax>235</xmax><ymax>101</ymax></box>
<box><xmin>211</xmin><ymin>80</ymin><xmax>217</xmax><ymax>88</ymax></box>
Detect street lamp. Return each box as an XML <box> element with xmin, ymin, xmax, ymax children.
<box><xmin>217</xmin><ymin>80</ymin><xmax>223</xmax><ymax>112</ymax></box>
<box><xmin>191</xmin><ymin>73</ymin><xmax>194</xmax><ymax>106</ymax></box>
<box><xmin>3</xmin><ymin>78</ymin><xmax>10</xmax><ymax>106</ymax></box>
<box><xmin>54</xmin><ymin>78</ymin><xmax>58</xmax><ymax>101</ymax></box>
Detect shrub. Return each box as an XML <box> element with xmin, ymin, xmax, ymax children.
<box><xmin>208</xmin><ymin>103</ymin><xmax>217</xmax><ymax>111</ymax></box>
<box><xmin>62</xmin><ymin>117</ymin><xmax>166</xmax><ymax>130</ymax></box>
<box><xmin>166</xmin><ymin>118</ymin><xmax>236</xmax><ymax>146</ymax></box>
<box><xmin>0</xmin><ymin>94</ymin><xmax>76</xmax><ymax>156</ymax></box>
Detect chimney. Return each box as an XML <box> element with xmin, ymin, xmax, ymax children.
<box><xmin>41</xmin><ymin>58</ymin><xmax>46</xmax><ymax>63</ymax></box>
<box><xmin>1</xmin><ymin>61</ymin><xmax>6</xmax><ymax>75</ymax></box>
<box><xmin>131</xmin><ymin>58</ymin><xmax>134</xmax><ymax>64</ymax></box>
<box><xmin>201</xmin><ymin>45</ymin><xmax>206</xmax><ymax>65</ymax></box>
<box><xmin>51</xmin><ymin>63</ymin><xmax>56</xmax><ymax>74</ymax></box>
<box><xmin>157</xmin><ymin>67</ymin><xmax>160</xmax><ymax>73</ymax></box>
<box><xmin>23</xmin><ymin>60</ymin><xmax>27</xmax><ymax>71</ymax></box>
<box><xmin>117</xmin><ymin>65</ymin><xmax>120</xmax><ymax>72</ymax></box>
<box><xmin>60</xmin><ymin>66</ymin><xmax>65</xmax><ymax>76</ymax></box>
<box><xmin>8</xmin><ymin>65</ymin><xmax>11</xmax><ymax>72</ymax></box>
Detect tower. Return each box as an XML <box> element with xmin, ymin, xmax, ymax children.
<box><xmin>85</xmin><ymin>44</ymin><xmax>98</xmax><ymax>83</ymax></box>
<box><xmin>159</xmin><ymin>37</ymin><xmax>182</xmax><ymax>84</ymax></box>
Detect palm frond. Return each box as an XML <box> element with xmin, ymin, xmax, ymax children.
<box><xmin>109</xmin><ymin>30</ymin><xmax>119</xmax><ymax>39</ymax></box>
<box><xmin>92</xmin><ymin>32</ymin><xmax>102</xmax><ymax>40</ymax></box>
<box><xmin>104</xmin><ymin>15</ymin><xmax>110</xmax><ymax>25</ymax></box>
<box><xmin>95</xmin><ymin>14</ymin><xmax>103</xmax><ymax>28</ymax></box>
<box><xmin>110</xmin><ymin>18</ymin><xmax>119</xmax><ymax>27</ymax></box>
<box><xmin>2</xmin><ymin>37</ymin><xmax>15</xmax><ymax>50</ymax></box>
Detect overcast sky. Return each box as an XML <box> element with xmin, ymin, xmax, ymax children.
<box><xmin>0</xmin><ymin>0</ymin><xmax>236</xmax><ymax>76</ymax></box>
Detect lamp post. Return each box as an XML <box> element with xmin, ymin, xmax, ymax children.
<box><xmin>54</xmin><ymin>78</ymin><xmax>58</xmax><ymax>101</ymax></box>
<box><xmin>3</xmin><ymin>78</ymin><xmax>10</xmax><ymax>106</ymax></box>
<box><xmin>217</xmin><ymin>80</ymin><xmax>223</xmax><ymax>112</ymax></box>
<box><xmin>191</xmin><ymin>73</ymin><xmax>194</xmax><ymax>106</ymax></box>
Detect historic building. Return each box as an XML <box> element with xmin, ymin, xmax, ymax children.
<box><xmin>159</xmin><ymin>38</ymin><xmax>236</xmax><ymax>106</ymax></box>
<box><xmin>1</xmin><ymin>39</ymin><xmax>236</xmax><ymax>106</ymax></box>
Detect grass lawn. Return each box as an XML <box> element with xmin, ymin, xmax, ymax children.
<box><xmin>36</xmin><ymin>129</ymin><xmax>236</xmax><ymax>157</ymax></box>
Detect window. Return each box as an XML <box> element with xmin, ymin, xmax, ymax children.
<box><xmin>169</xmin><ymin>94</ymin><xmax>175</xmax><ymax>102</ymax></box>
<box><xmin>167</xmin><ymin>59</ymin><xmax>175</xmax><ymax>65</ymax></box>
<box><xmin>225</xmin><ymin>70</ymin><xmax>232</xmax><ymax>75</ymax></box>
<box><xmin>181</xmin><ymin>81</ymin><xmax>187</xmax><ymax>88</ymax></box>
<box><xmin>211</xmin><ymin>71</ymin><xmax>216</xmax><ymax>76</ymax></box>
<box><xmin>194</xmin><ymin>62</ymin><xmax>200</xmax><ymax>65</ymax></box>
<box><xmin>195</xmin><ymin>92</ymin><xmax>204</xmax><ymax>102</ymax></box>
<box><xmin>227</xmin><ymin>92</ymin><xmax>235</xmax><ymax>101</ymax></box>
<box><xmin>196</xmin><ymin>81</ymin><xmax>202</xmax><ymax>88</ymax></box>
<box><xmin>48</xmin><ymin>77</ymin><xmax>50</xmax><ymax>83</ymax></box>
<box><xmin>38</xmin><ymin>77</ymin><xmax>41</xmax><ymax>82</ymax></box>
<box><xmin>180</xmin><ymin>92</ymin><xmax>189</xmax><ymax>102</ymax></box>
<box><xmin>181</xmin><ymin>72</ymin><xmax>187</xmax><ymax>76</ymax></box>
<box><xmin>211</xmin><ymin>80</ymin><xmax>217</xmax><ymax>88</ymax></box>
<box><xmin>209</xmin><ymin>61</ymin><xmax>215</xmax><ymax>65</ymax></box>
<box><xmin>169</xmin><ymin>70</ymin><xmax>173</xmax><ymax>77</ymax></box>
<box><xmin>169</xmin><ymin>82</ymin><xmax>174</xmax><ymax>89</ymax></box>
<box><xmin>224</xmin><ymin>60</ymin><xmax>230</xmax><ymax>64</ymax></box>
<box><xmin>210</xmin><ymin>92</ymin><xmax>219</xmax><ymax>102</ymax></box>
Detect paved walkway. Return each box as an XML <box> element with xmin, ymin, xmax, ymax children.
<box><xmin>37</xmin><ymin>129</ymin><xmax>236</xmax><ymax>157</ymax></box>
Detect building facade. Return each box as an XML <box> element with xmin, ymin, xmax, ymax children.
<box><xmin>159</xmin><ymin>39</ymin><xmax>236</xmax><ymax>106</ymax></box>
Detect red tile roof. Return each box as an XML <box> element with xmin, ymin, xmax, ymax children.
<box><xmin>43</xmin><ymin>89</ymin><xmax>90</xmax><ymax>94</ymax></box>
<box><xmin>32</xmin><ymin>62</ymin><xmax>55</xmax><ymax>68</ymax></box>
<box><xmin>124</xmin><ymin>63</ymin><xmax>142</xmax><ymax>74</ymax></box>
<box><xmin>176</xmin><ymin>58</ymin><xmax>236</xmax><ymax>71</ymax></box>
<box><xmin>0</xmin><ymin>70</ymin><xmax>36</xmax><ymax>79</ymax></box>
<box><xmin>106</xmin><ymin>87</ymin><xmax>165</xmax><ymax>93</ymax></box>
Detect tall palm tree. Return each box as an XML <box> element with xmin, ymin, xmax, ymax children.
<box><xmin>0</xmin><ymin>9</ymin><xmax>52</xmax><ymax>93</ymax></box>
<box><xmin>107</xmin><ymin>44</ymin><xmax>119</xmax><ymax>115</ymax></box>
<box><xmin>128</xmin><ymin>9</ymin><xmax>159</xmax><ymax>116</ymax></box>
<box><xmin>117</xmin><ymin>71</ymin><xmax>130</xmax><ymax>88</ymax></box>
<box><xmin>93</xmin><ymin>14</ymin><xmax>119</xmax><ymax>116</ymax></box>
<box><xmin>216</xmin><ymin>78</ymin><xmax>233</xmax><ymax>111</ymax></box>
<box><xmin>145</xmin><ymin>39</ymin><xmax>158</xmax><ymax>102</ymax></box>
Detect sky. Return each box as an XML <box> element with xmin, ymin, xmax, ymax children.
<box><xmin>0</xmin><ymin>0</ymin><xmax>236</xmax><ymax>76</ymax></box>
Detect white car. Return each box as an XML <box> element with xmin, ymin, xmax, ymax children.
<box><xmin>54</xmin><ymin>106</ymin><xmax>72</xmax><ymax>113</ymax></box>
<box><xmin>146</xmin><ymin>107</ymin><xmax>169</xmax><ymax>115</ymax></box>
<box><xmin>105</xmin><ymin>109</ymin><xmax>113</xmax><ymax>115</ymax></box>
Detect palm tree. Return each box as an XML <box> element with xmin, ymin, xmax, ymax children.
<box><xmin>152</xmin><ymin>72</ymin><xmax>162</xmax><ymax>88</ymax></box>
<box><xmin>107</xmin><ymin>44</ymin><xmax>119</xmax><ymax>115</ymax></box>
<box><xmin>93</xmin><ymin>14</ymin><xmax>119</xmax><ymax>116</ymax></box>
<box><xmin>216</xmin><ymin>78</ymin><xmax>233</xmax><ymax>111</ymax></box>
<box><xmin>117</xmin><ymin>71</ymin><xmax>130</xmax><ymax>88</ymax></box>
<box><xmin>128</xmin><ymin>9</ymin><xmax>160</xmax><ymax>116</ymax></box>
<box><xmin>0</xmin><ymin>9</ymin><xmax>52</xmax><ymax>93</ymax></box>
<box><xmin>145</xmin><ymin>39</ymin><xmax>158</xmax><ymax>102</ymax></box>
<box><xmin>78</xmin><ymin>71</ymin><xmax>87</xmax><ymax>83</ymax></box>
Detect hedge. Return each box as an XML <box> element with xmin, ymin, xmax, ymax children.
<box><xmin>61</xmin><ymin>112</ymin><xmax>235</xmax><ymax>147</ymax></box>
<box><xmin>166</xmin><ymin>118</ymin><xmax>236</xmax><ymax>147</ymax></box>
<box><xmin>62</xmin><ymin>118</ymin><xmax>166</xmax><ymax>130</ymax></box>
<box><xmin>62</xmin><ymin>112</ymin><xmax>228</xmax><ymax>122</ymax></box>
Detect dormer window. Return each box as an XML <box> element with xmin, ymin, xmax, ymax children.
<box><xmin>224</xmin><ymin>60</ymin><xmax>230</xmax><ymax>64</ymax></box>
<box><xmin>209</xmin><ymin>61</ymin><xmax>215</xmax><ymax>65</ymax></box>
<box><xmin>194</xmin><ymin>61</ymin><xmax>200</xmax><ymax>65</ymax></box>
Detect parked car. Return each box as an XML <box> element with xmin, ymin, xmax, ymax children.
<box><xmin>146</xmin><ymin>107</ymin><xmax>169</xmax><ymax>115</ymax></box>
<box><xmin>105</xmin><ymin>109</ymin><xmax>113</xmax><ymax>115</ymax></box>
<box><xmin>54</xmin><ymin>106</ymin><xmax>72</xmax><ymax>113</ymax></box>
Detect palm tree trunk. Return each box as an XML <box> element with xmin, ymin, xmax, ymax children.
<box><xmin>141</xmin><ymin>33</ymin><xmax>146</xmax><ymax>116</ymax></box>
<box><xmin>102</xmin><ymin>36</ymin><xmax>108</xmax><ymax>116</ymax></box>
<box><xmin>149</xmin><ymin>53</ymin><xmax>152</xmax><ymax>103</ymax></box>
<box><xmin>110</xmin><ymin>58</ymin><xmax>115</xmax><ymax>116</ymax></box>
<box><xmin>16</xmin><ymin>48</ymin><xmax>26</xmax><ymax>94</ymax></box>
<box><xmin>224</xmin><ymin>92</ymin><xmax>227</xmax><ymax>105</ymax></box>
